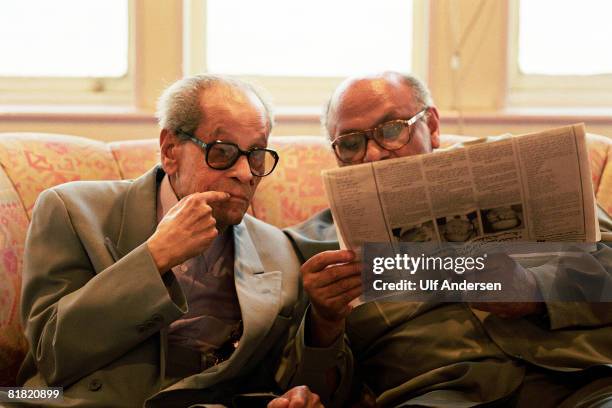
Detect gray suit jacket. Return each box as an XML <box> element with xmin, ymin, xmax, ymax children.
<box><xmin>285</xmin><ymin>208</ymin><xmax>612</xmax><ymax>407</ymax></box>
<box><xmin>17</xmin><ymin>166</ymin><xmax>344</xmax><ymax>407</ymax></box>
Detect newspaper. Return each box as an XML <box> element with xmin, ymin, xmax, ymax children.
<box><xmin>322</xmin><ymin>123</ymin><xmax>600</xmax><ymax>255</ymax></box>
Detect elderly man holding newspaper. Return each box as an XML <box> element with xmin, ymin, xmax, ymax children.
<box><xmin>286</xmin><ymin>71</ymin><xmax>612</xmax><ymax>407</ymax></box>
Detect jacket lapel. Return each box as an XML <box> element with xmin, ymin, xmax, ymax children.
<box><xmin>116</xmin><ymin>165</ymin><xmax>162</xmax><ymax>257</ymax></box>
<box><xmin>111</xmin><ymin>165</ymin><xmax>183</xmax><ymax>384</ymax></box>
<box><xmin>222</xmin><ymin>220</ymin><xmax>283</xmax><ymax>377</ymax></box>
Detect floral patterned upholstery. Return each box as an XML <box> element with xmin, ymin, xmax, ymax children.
<box><xmin>109</xmin><ymin>139</ymin><xmax>161</xmax><ymax>180</ymax></box>
<box><xmin>0</xmin><ymin>170</ymin><xmax>29</xmax><ymax>386</ymax></box>
<box><xmin>252</xmin><ymin>137</ymin><xmax>338</xmax><ymax>228</ymax></box>
<box><xmin>0</xmin><ymin>133</ymin><xmax>121</xmax><ymax>217</ymax></box>
<box><xmin>0</xmin><ymin>131</ymin><xmax>611</xmax><ymax>386</ymax></box>
<box><xmin>591</xmin><ymin>135</ymin><xmax>612</xmax><ymax>215</ymax></box>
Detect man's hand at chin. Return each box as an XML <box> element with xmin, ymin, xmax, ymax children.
<box><xmin>147</xmin><ymin>191</ymin><xmax>230</xmax><ymax>273</ymax></box>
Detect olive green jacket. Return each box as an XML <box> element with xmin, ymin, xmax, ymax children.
<box><xmin>285</xmin><ymin>208</ymin><xmax>612</xmax><ymax>408</ymax></box>
<box><xmin>16</xmin><ymin>167</ymin><xmax>350</xmax><ymax>408</ymax></box>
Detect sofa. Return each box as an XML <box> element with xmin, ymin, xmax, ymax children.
<box><xmin>1</xmin><ymin>131</ymin><xmax>612</xmax><ymax>386</ymax></box>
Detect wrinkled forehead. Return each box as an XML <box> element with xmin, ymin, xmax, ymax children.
<box><xmin>202</xmin><ymin>84</ymin><xmax>268</xmax><ymax>118</ymax></box>
<box><xmin>198</xmin><ymin>84</ymin><xmax>271</xmax><ymax>136</ymax></box>
<box><xmin>329</xmin><ymin>76</ymin><xmax>418</xmax><ymax>135</ymax></box>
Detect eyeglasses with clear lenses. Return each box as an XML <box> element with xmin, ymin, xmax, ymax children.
<box><xmin>177</xmin><ymin>131</ymin><xmax>279</xmax><ymax>177</ymax></box>
<box><xmin>331</xmin><ymin>108</ymin><xmax>429</xmax><ymax>164</ymax></box>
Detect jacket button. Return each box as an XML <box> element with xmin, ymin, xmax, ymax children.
<box><xmin>88</xmin><ymin>378</ymin><xmax>102</xmax><ymax>391</ymax></box>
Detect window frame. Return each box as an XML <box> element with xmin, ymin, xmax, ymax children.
<box><xmin>185</xmin><ymin>0</ymin><xmax>429</xmax><ymax>108</ymax></box>
<box><xmin>507</xmin><ymin>0</ymin><xmax>612</xmax><ymax>108</ymax></box>
<box><xmin>0</xmin><ymin>0</ymin><xmax>135</xmax><ymax>105</ymax></box>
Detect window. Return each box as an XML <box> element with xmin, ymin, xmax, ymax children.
<box><xmin>518</xmin><ymin>1</ymin><xmax>612</xmax><ymax>76</ymax></box>
<box><xmin>0</xmin><ymin>0</ymin><xmax>130</xmax><ymax>104</ymax></box>
<box><xmin>189</xmin><ymin>0</ymin><xmax>423</xmax><ymax>107</ymax></box>
<box><xmin>508</xmin><ymin>0</ymin><xmax>612</xmax><ymax>107</ymax></box>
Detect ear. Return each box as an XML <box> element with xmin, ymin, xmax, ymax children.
<box><xmin>160</xmin><ymin>129</ymin><xmax>180</xmax><ymax>175</ymax></box>
<box><xmin>426</xmin><ymin>106</ymin><xmax>441</xmax><ymax>149</ymax></box>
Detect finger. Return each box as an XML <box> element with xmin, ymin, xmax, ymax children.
<box><xmin>303</xmin><ymin>250</ymin><xmax>356</xmax><ymax>275</ymax></box>
<box><xmin>288</xmin><ymin>393</ymin><xmax>306</xmax><ymax>408</ymax></box>
<box><xmin>173</xmin><ymin>195</ymin><xmax>214</xmax><ymax>218</ymax></box>
<box><xmin>193</xmin><ymin>190</ymin><xmax>231</xmax><ymax>204</ymax></box>
<box><xmin>187</xmin><ymin>220</ymin><xmax>217</xmax><ymax>240</ymax></box>
<box><xmin>287</xmin><ymin>386</ymin><xmax>311</xmax><ymax>408</ymax></box>
<box><xmin>268</xmin><ymin>397</ymin><xmax>290</xmax><ymax>408</ymax></box>
<box><xmin>288</xmin><ymin>400</ymin><xmax>306</xmax><ymax>408</ymax></box>
<box><xmin>191</xmin><ymin>207</ymin><xmax>220</xmax><ymax>230</ymax></box>
<box><xmin>315</xmin><ymin>276</ymin><xmax>362</xmax><ymax>299</ymax></box>
<box><xmin>186</xmin><ymin>204</ymin><xmax>215</xmax><ymax>221</ymax></box>
<box><xmin>306</xmin><ymin>262</ymin><xmax>361</xmax><ymax>288</ymax></box>
<box><xmin>326</xmin><ymin>284</ymin><xmax>363</xmax><ymax>309</ymax></box>
<box><xmin>199</xmin><ymin>226</ymin><xmax>219</xmax><ymax>241</ymax></box>
<box><xmin>310</xmin><ymin>393</ymin><xmax>322</xmax><ymax>408</ymax></box>
<box><xmin>312</xmin><ymin>288</ymin><xmax>362</xmax><ymax>321</ymax></box>
<box><xmin>301</xmin><ymin>390</ymin><xmax>321</xmax><ymax>408</ymax></box>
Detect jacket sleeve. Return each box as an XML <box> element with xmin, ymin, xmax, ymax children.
<box><xmin>275</xmin><ymin>305</ymin><xmax>353</xmax><ymax>408</ymax></box>
<box><xmin>20</xmin><ymin>189</ymin><xmax>187</xmax><ymax>386</ymax></box>
<box><xmin>527</xmin><ymin>243</ymin><xmax>612</xmax><ymax>329</ymax></box>
<box><xmin>278</xmin><ymin>215</ymin><xmax>354</xmax><ymax>407</ymax></box>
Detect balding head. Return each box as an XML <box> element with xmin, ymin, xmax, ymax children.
<box><xmin>322</xmin><ymin>72</ymin><xmax>440</xmax><ymax>166</ymax></box>
<box><xmin>323</xmin><ymin>72</ymin><xmax>433</xmax><ymax>138</ymax></box>
<box><xmin>156</xmin><ymin>74</ymin><xmax>274</xmax><ymax>136</ymax></box>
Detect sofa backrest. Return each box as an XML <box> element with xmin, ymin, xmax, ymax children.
<box><xmin>0</xmin><ymin>131</ymin><xmax>611</xmax><ymax>386</ymax></box>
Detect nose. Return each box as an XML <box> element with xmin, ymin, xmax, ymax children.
<box><xmin>363</xmin><ymin>139</ymin><xmax>391</xmax><ymax>163</ymax></box>
<box><xmin>230</xmin><ymin>154</ymin><xmax>254</xmax><ymax>184</ymax></box>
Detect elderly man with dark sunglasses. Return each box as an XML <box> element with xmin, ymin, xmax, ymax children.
<box><xmin>17</xmin><ymin>74</ymin><xmax>342</xmax><ymax>408</ymax></box>
<box><xmin>285</xmin><ymin>71</ymin><xmax>612</xmax><ymax>407</ymax></box>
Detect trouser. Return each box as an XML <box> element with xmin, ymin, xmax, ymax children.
<box><xmin>515</xmin><ymin>365</ymin><xmax>612</xmax><ymax>408</ymax></box>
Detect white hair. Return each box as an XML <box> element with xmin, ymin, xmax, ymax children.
<box><xmin>156</xmin><ymin>74</ymin><xmax>274</xmax><ymax>135</ymax></box>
